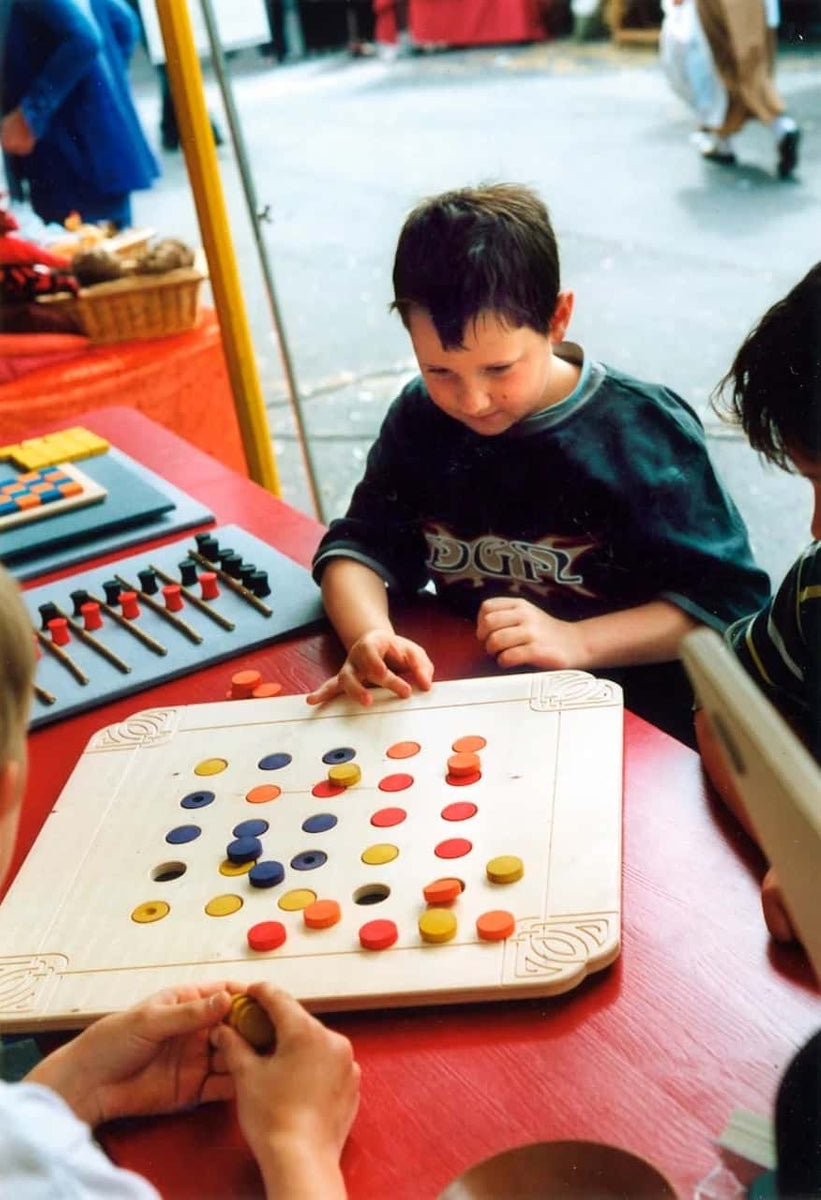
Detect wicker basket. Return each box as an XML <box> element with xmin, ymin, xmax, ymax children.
<box><xmin>70</xmin><ymin>264</ymin><xmax>205</xmax><ymax>344</ymax></box>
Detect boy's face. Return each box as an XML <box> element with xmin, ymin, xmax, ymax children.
<box><xmin>408</xmin><ymin>299</ymin><xmax>574</xmax><ymax>436</ymax></box>
<box><xmin>789</xmin><ymin>444</ymin><xmax>821</xmax><ymax>539</ymax></box>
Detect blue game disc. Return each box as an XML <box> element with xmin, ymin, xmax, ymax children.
<box><xmin>302</xmin><ymin>813</ymin><xmax>338</xmax><ymax>834</ymax></box>
<box><xmin>166</xmin><ymin>824</ymin><xmax>202</xmax><ymax>844</ymax></box>
<box><xmin>233</xmin><ymin>818</ymin><xmax>269</xmax><ymax>838</ymax></box>
<box><xmin>258</xmin><ymin>752</ymin><xmax>292</xmax><ymax>771</ymax></box>
<box><xmin>321</xmin><ymin>747</ymin><xmax>356</xmax><ymax>765</ymax></box>
<box><xmin>180</xmin><ymin>791</ymin><xmax>215</xmax><ymax>810</ymax></box>
<box><xmin>227</xmin><ymin>836</ymin><xmax>262</xmax><ymax>863</ymax></box>
<box><xmin>290</xmin><ymin>850</ymin><xmax>328</xmax><ymax>871</ymax></box>
<box><xmin>249</xmin><ymin>860</ymin><xmax>285</xmax><ymax>888</ymax></box>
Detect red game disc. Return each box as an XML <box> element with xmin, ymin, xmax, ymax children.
<box><xmin>441</xmin><ymin>802</ymin><xmax>478</xmax><ymax>822</ymax></box>
<box><xmin>247</xmin><ymin>920</ymin><xmax>287</xmax><ymax>952</ymax></box>
<box><xmin>359</xmin><ymin>919</ymin><xmax>398</xmax><ymax>951</ymax></box>
<box><xmin>312</xmin><ymin>780</ymin><xmax>346</xmax><ymax>799</ymax></box>
<box><xmin>370</xmin><ymin>807</ymin><xmax>407</xmax><ymax>828</ymax></box>
<box><xmin>378</xmin><ymin>773</ymin><xmax>414</xmax><ymax>793</ymax></box>
<box><xmin>434</xmin><ymin>838</ymin><xmax>473</xmax><ymax>860</ymax></box>
<box><xmin>445</xmin><ymin>770</ymin><xmax>482</xmax><ymax>787</ymax></box>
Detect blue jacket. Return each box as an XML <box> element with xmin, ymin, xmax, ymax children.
<box><xmin>2</xmin><ymin>0</ymin><xmax>158</xmax><ymax>204</ymax></box>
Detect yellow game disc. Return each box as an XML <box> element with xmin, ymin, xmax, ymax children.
<box><xmin>361</xmin><ymin>843</ymin><xmax>399</xmax><ymax>865</ymax></box>
<box><xmin>328</xmin><ymin>762</ymin><xmax>361</xmax><ymax>787</ymax></box>
<box><xmin>228</xmin><ymin>995</ymin><xmax>276</xmax><ymax>1053</ymax></box>
<box><xmin>219</xmin><ymin>858</ymin><xmax>254</xmax><ymax>877</ymax></box>
<box><xmin>278</xmin><ymin>888</ymin><xmax>317</xmax><ymax>911</ymax></box>
<box><xmin>205</xmin><ymin>893</ymin><xmax>243</xmax><ymax>917</ymax></box>
<box><xmin>486</xmin><ymin>855</ymin><xmax>524</xmax><ymax>884</ymax></box>
<box><xmin>194</xmin><ymin>757</ymin><xmax>228</xmax><ymax>777</ymax></box>
<box><xmin>419</xmin><ymin>907</ymin><xmax>458</xmax><ymax>944</ymax></box>
<box><xmin>131</xmin><ymin>900</ymin><xmax>170</xmax><ymax>924</ymax></box>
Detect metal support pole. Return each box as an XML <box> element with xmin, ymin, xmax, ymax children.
<box><xmin>198</xmin><ymin>0</ymin><xmax>324</xmax><ymax>520</ymax></box>
<box><xmin>154</xmin><ymin>0</ymin><xmax>282</xmax><ymax>496</ymax></box>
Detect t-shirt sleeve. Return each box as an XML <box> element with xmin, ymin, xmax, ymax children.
<box><xmin>0</xmin><ymin>1080</ymin><xmax>160</xmax><ymax>1199</ymax></box>
<box><xmin>312</xmin><ymin>389</ymin><xmax>431</xmax><ymax>594</ymax></box>
<box><xmin>615</xmin><ymin>389</ymin><xmax>771</xmax><ymax>629</ymax></box>
<box><xmin>725</xmin><ymin>544</ymin><xmax>821</xmax><ymax>760</ymax></box>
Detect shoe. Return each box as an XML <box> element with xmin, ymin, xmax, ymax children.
<box><xmin>692</xmin><ymin>130</ymin><xmax>736</xmax><ymax>166</ymax></box>
<box><xmin>777</xmin><ymin>128</ymin><xmax>800</xmax><ymax>179</ymax></box>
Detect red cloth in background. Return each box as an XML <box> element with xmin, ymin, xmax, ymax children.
<box><xmin>0</xmin><ymin>309</ymin><xmax>248</xmax><ymax>475</ymax></box>
<box><xmin>373</xmin><ymin>0</ymin><xmax>399</xmax><ymax>43</ymax></box>
<box><xmin>0</xmin><ymin>333</ymin><xmax>89</xmax><ymax>385</ymax></box>
<box><xmin>409</xmin><ymin>0</ymin><xmax>545</xmax><ymax>44</ymax></box>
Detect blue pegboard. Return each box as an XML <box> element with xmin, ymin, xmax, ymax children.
<box><xmin>5</xmin><ymin>449</ymin><xmax>213</xmax><ymax>581</ymax></box>
<box><xmin>26</xmin><ymin>525</ymin><xmax>325</xmax><ymax>729</ymax></box>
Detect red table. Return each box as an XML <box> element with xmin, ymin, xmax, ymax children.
<box><xmin>409</xmin><ymin>0</ymin><xmax>545</xmax><ymax>46</ymax></box>
<box><xmin>17</xmin><ymin>409</ymin><xmax>818</xmax><ymax>1200</ymax></box>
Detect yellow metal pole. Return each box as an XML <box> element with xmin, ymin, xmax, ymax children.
<box><xmin>154</xmin><ymin>0</ymin><xmax>281</xmax><ymax>495</ymax></box>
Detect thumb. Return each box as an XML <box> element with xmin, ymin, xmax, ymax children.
<box><xmin>211</xmin><ymin>1022</ymin><xmax>256</xmax><ymax>1074</ymax></box>
<box><xmin>144</xmin><ymin>990</ymin><xmax>232</xmax><ymax>1042</ymax></box>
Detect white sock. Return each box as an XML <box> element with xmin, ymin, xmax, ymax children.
<box><xmin>771</xmin><ymin>114</ymin><xmax>798</xmax><ymax>141</ymax></box>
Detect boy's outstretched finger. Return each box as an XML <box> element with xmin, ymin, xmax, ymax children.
<box><xmin>306</xmin><ymin>676</ymin><xmax>343</xmax><ymax>706</ymax></box>
<box><xmin>404</xmin><ymin>645</ymin><xmax>434</xmax><ymax>689</ymax></box>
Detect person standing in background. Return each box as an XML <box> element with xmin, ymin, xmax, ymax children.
<box><xmin>693</xmin><ymin>0</ymin><xmax>800</xmax><ymax>176</ymax></box>
<box><xmin>0</xmin><ymin>0</ymin><xmax>159</xmax><ymax>228</ymax></box>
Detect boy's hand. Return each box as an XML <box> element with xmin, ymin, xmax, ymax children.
<box><xmin>1</xmin><ymin>108</ymin><xmax>35</xmax><ymax>155</ymax></box>
<box><xmin>476</xmin><ymin>597</ymin><xmax>587</xmax><ymax>671</ymax></box>
<box><xmin>306</xmin><ymin>630</ymin><xmax>434</xmax><ymax>707</ymax></box>
<box><xmin>761</xmin><ymin>866</ymin><xmax>798</xmax><ymax>944</ymax></box>
<box><xmin>28</xmin><ymin>983</ymin><xmax>239</xmax><ymax>1127</ymax></box>
<box><xmin>211</xmin><ymin>985</ymin><xmax>360</xmax><ymax>1198</ymax></box>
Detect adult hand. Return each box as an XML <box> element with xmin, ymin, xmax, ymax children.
<box><xmin>761</xmin><ymin>866</ymin><xmax>798</xmax><ymax>944</ymax></box>
<box><xmin>476</xmin><ymin>597</ymin><xmax>587</xmax><ymax>670</ymax></box>
<box><xmin>306</xmin><ymin>630</ymin><xmax>434</xmax><ymax>706</ymax></box>
<box><xmin>212</xmin><ymin>985</ymin><xmax>360</xmax><ymax>1199</ymax></box>
<box><xmin>1</xmin><ymin>108</ymin><xmax>36</xmax><ymax>156</ymax></box>
<box><xmin>28</xmin><ymin>983</ymin><xmax>239</xmax><ymax>1127</ymax></box>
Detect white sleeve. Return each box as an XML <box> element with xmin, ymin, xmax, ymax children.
<box><xmin>0</xmin><ymin>1081</ymin><xmax>160</xmax><ymax>1199</ymax></box>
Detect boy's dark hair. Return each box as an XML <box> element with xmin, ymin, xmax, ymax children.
<box><xmin>713</xmin><ymin>263</ymin><xmax>821</xmax><ymax>470</ymax></box>
<box><xmin>391</xmin><ymin>184</ymin><xmax>560</xmax><ymax>349</ymax></box>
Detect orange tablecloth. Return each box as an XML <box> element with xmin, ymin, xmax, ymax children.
<box><xmin>409</xmin><ymin>0</ymin><xmax>545</xmax><ymax>44</ymax></box>
<box><xmin>0</xmin><ymin>309</ymin><xmax>247</xmax><ymax>476</ymax></box>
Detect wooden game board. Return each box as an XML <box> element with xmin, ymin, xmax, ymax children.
<box><xmin>0</xmin><ymin>672</ymin><xmax>622</xmax><ymax>1031</ymax></box>
<box><xmin>0</xmin><ymin>462</ymin><xmax>106</xmax><ymax>532</ymax></box>
<box><xmin>25</xmin><ymin>525</ymin><xmax>324</xmax><ymax>729</ymax></box>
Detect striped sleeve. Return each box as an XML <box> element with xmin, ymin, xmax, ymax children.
<box><xmin>725</xmin><ymin>543</ymin><xmax>821</xmax><ymax>761</ymax></box>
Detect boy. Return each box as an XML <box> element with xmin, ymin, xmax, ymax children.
<box><xmin>308</xmin><ymin>184</ymin><xmax>769</xmax><ymax>743</ymax></box>
<box><xmin>0</xmin><ymin>565</ymin><xmax>359</xmax><ymax>1198</ymax></box>
<box><xmin>695</xmin><ymin>262</ymin><xmax>821</xmax><ymax>944</ymax></box>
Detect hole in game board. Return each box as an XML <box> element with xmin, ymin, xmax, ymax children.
<box><xmin>354</xmin><ymin>883</ymin><xmax>391</xmax><ymax>906</ymax></box>
<box><xmin>152</xmin><ymin>861</ymin><xmax>187</xmax><ymax>883</ymax></box>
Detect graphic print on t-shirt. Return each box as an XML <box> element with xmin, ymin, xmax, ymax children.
<box><xmin>423</xmin><ymin>523</ymin><xmax>599</xmax><ymax>601</ymax></box>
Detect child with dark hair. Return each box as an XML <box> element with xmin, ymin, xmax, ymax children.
<box><xmin>308</xmin><ymin>184</ymin><xmax>769</xmax><ymax>744</ymax></box>
<box><xmin>696</xmin><ymin>263</ymin><xmax>821</xmax><ymax>942</ymax></box>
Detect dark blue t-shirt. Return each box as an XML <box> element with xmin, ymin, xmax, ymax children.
<box><xmin>314</xmin><ymin>346</ymin><xmax>770</xmax><ymax>630</ymax></box>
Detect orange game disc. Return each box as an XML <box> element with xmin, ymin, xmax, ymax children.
<box><xmin>447</xmin><ymin>752</ymin><xmax>481</xmax><ymax>777</ymax></box>
<box><xmin>423</xmin><ymin>877</ymin><xmax>463</xmax><ymax>905</ymax></box>
<box><xmin>253</xmin><ymin>682</ymin><xmax>283</xmax><ymax>699</ymax></box>
<box><xmin>245</xmin><ymin>784</ymin><xmax>281</xmax><ymax>804</ymax></box>
<box><xmin>228</xmin><ymin>669</ymin><xmax>262</xmax><ymax>699</ymax></box>
<box><xmin>385</xmin><ymin>741</ymin><xmax>421</xmax><ymax>760</ymax></box>
<box><xmin>452</xmin><ymin>735</ymin><xmax>487</xmax><ymax>754</ymax></box>
<box><xmin>303</xmin><ymin>899</ymin><xmax>342</xmax><ymax>930</ymax></box>
<box><xmin>476</xmin><ymin>910</ymin><xmax>516</xmax><ymax>941</ymax></box>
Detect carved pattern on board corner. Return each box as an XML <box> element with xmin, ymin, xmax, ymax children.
<box><xmin>502</xmin><ymin>914</ymin><xmax>617</xmax><ymax>982</ymax></box>
<box><xmin>529</xmin><ymin>671</ymin><xmax>619</xmax><ymax>711</ymax></box>
<box><xmin>0</xmin><ymin>954</ymin><xmax>68</xmax><ymax>1014</ymax></box>
<box><xmin>87</xmin><ymin>708</ymin><xmax>180</xmax><ymax>752</ymax></box>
